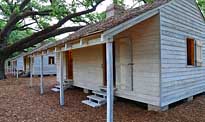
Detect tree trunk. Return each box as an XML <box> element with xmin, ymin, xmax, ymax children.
<box><xmin>0</xmin><ymin>58</ymin><xmax>6</xmax><ymax>80</ymax></box>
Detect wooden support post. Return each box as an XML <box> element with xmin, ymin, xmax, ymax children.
<box><xmin>5</xmin><ymin>63</ymin><xmax>7</xmax><ymax>74</ymax></box>
<box><xmin>60</xmin><ymin>52</ymin><xmax>64</xmax><ymax>106</ymax></box>
<box><xmin>30</xmin><ymin>57</ymin><xmax>33</xmax><ymax>88</ymax></box>
<box><xmin>40</xmin><ymin>56</ymin><xmax>44</xmax><ymax>95</ymax></box>
<box><xmin>13</xmin><ymin>62</ymin><xmax>16</xmax><ymax>76</ymax></box>
<box><xmin>16</xmin><ymin>70</ymin><xmax>19</xmax><ymax>79</ymax></box>
<box><xmin>6</xmin><ymin>63</ymin><xmax>8</xmax><ymax>74</ymax></box>
<box><xmin>106</xmin><ymin>41</ymin><xmax>114</xmax><ymax>122</ymax></box>
<box><xmin>11</xmin><ymin>62</ymin><xmax>13</xmax><ymax>75</ymax></box>
<box><xmin>12</xmin><ymin>62</ymin><xmax>14</xmax><ymax>76</ymax></box>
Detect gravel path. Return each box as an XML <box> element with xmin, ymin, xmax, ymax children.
<box><xmin>0</xmin><ymin>76</ymin><xmax>205</xmax><ymax>122</ymax></box>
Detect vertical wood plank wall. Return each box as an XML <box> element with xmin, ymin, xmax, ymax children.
<box><xmin>32</xmin><ymin>54</ymin><xmax>57</xmax><ymax>75</ymax></box>
<box><xmin>115</xmin><ymin>15</ymin><xmax>161</xmax><ymax>106</ymax></box>
<box><xmin>56</xmin><ymin>52</ymin><xmax>60</xmax><ymax>82</ymax></box>
<box><xmin>72</xmin><ymin>45</ymin><xmax>104</xmax><ymax>90</ymax></box>
<box><xmin>16</xmin><ymin>57</ymin><xmax>24</xmax><ymax>71</ymax></box>
<box><xmin>160</xmin><ymin>0</ymin><xmax>205</xmax><ymax>106</ymax></box>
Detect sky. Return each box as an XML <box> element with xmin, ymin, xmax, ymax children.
<box><xmin>97</xmin><ymin>0</ymin><xmax>144</xmax><ymax>12</ymax></box>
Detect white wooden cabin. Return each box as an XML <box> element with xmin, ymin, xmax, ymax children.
<box><xmin>6</xmin><ymin>53</ymin><xmax>57</xmax><ymax>76</ymax></box>
<box><xmin>28</xmin><ymin>0</ymin><xmax>205</xmax><ymax>111</ymax></box>
<box><xmin>32</xmin><ymin>54</ymin><xmax>57</xmax><ymax>75</ymax></box>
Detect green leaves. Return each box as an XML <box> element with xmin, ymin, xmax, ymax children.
<box><xmin>113</xmin><ymin>0</ymin><xmax>125</xmax><ymax>6</ymax></box>
<box><xmin>197</xmin><ymin>0</ymin><xmax>205</xmax><ymax>15</ymax></box>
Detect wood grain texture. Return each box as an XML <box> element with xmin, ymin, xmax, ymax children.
<box><xmin>160</xmin><ymin>0</ymin><xmax>205</xmax><ymax>106</ymax></box>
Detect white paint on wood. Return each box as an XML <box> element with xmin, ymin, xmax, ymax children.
<box><xmin>115</xmin><ymin>38</ymin><xmax>133</xmax><ymax>91</ymax></box>
<box><xmin>102</xmin><ymin>8</ymin><xmax>160</xmax><ymax>40</ymax></box>
<box><xmin>106</xmin><ymin>41</ymin><xmax>114</xmax><ymax>122</ymax></box>
<box><xmin>32</xmin><ymin>54</ymin><xmax>57</xmax><ymax>75</ymax></box>
<box><xmin>160</xmin><ymin>0</ymin><xmax>205</xmax><ymax>106</ymax></box>
<box><xmin>72</xmin><ymin>45</ymin><xmax>104</xmax><ymax>90</ymax></box>
<box><xmin>60</xmin><ymin>52</ymin><xmax>64</xmax><ymax>106</ymax></box>
<box><xmin>30</xmin><ymin>57</ymin><xmax>33</xmax><ymax>87</ymax></box>
<box><xmin>16</xmin><ymin>70</ymin><xmax>19</xmax><ymax>79</ymax></box>
<box><xmin>114</xmin><ymin>15</ymin><xmax>161</xmax><ymax>106</ymax></box>
<box><xmin>40</xmin><ymin>55</ymin><xmax>44</xmax><ymax>95</ymax></box>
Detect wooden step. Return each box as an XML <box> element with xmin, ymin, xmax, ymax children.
<box><xmin>87</xmin><ymin>95</ymin><xmax>106</xmax><ymax>104</ymax></box>
<box><xmin>51</xmin><ymin>84</ymin><xmax>71</xmax><ymax>92</ymax></box>
<box><xmin>93</xmin><ymin>91</ymin><xmax>106</xmax><ymax>97</ymax></box>
<box><xmin>100</xmin><ymin>86</ymin><xmax>117</xmax><ymax>92</ymax></box>
<box><xmin>54</xmin><ymin>84</ymin><xmax>72</xmax><ymax>89</ymax></box>
<box><xmin>82</xmin><ymin>100</ymin><xmax>101</xmax><ymax>108</ymax></box>
<box><xmin>51</xmin><ymin>88</ymin><xmax>60</xmax><ymax>92</ymax></box>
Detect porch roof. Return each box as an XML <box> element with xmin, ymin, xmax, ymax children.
<box><xmin>28</xmin><ymin>0</ymin><xmax>171</xmax><ymax>55</ymax></box>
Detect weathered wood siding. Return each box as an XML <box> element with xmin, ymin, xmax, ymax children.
<box><xmin>56</xmin><ymin>52</ymin><xmax>67</xmax><ymax>82</ymax></box>
<box><xmin>56</xmin><ymin>52</ymin><xmax>60</xmax><ymax>82</ymax></box>
<box><xmin>24</xmin><ymin>56</ymin><xmax>30</xmax><ymax>72</ymax></box>
<box><xmin>72</xmin><ymin>45</ymin><xmax>104</xmax><ymax>90</ymax></box>
<box><xmin>16</xmin><ymin>56</ymin><xmax>24</xmax><ymax>70</ymax></box>
<box><xmin>160</xmin><ymin>0</ymin><xmax>205</xmax><ymax>106</ymax></box>
<box><xmin>115</xmin><ymin>15</ymin><xmax>161</xmax><ymax>106</ymax></box>
<box><xmin>33</xmin><ymin>54</ymin><xmax>57</xmax><ymax>75</ymax></box>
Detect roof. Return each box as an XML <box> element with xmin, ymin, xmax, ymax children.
<box><xmin>30</xmin><ymin>0</ymin><xmax>171</xmax><ymax>53</ymax></box>
<box><xmin>8</xmin><ymin>42</ymin><xmax>54</xmax><ymax>60</ymax></box>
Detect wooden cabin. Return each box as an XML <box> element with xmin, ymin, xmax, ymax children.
<box><xmin>27</xmin><ymin>0</ymin><xmax>205</xmax><ymax>111</ymax></box>
<box><xmin>6</xmin><ymin>53</ymin><xmax>57</xmax><ymax>76</ymax></box>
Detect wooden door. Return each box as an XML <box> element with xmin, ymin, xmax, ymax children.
<box><xmin>67</xmin><ymin>51</ymin><xmax>73</xmax><ymax>79</ymax></box>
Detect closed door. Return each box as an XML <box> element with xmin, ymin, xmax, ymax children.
<box><xmin>116</xmin><ymin>38</ymin><xmax>133</xmax><ymax>90</ymax></box>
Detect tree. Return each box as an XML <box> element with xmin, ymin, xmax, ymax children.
<box><xmin>197</xmin><ymin>0</ymin><xmax>205</xmax><ymax>15</ymax></box>
<box><xmin>0</xmin><ymin>0</ymin><xmax>105</xmax><ymax>79</ymax></box>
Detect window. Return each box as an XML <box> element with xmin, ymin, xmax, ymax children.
<box><xmin>48</xmin><ymin>56</ymin><xmax>55</xmax><ymax>65</ymax></box>
<box><xmin>187</xmin><ymin>38</ymin><xmax>203</xmax><ymax>66</ymax></box>
<box><xmin>187</xmin><ymin>38</ymin><xmax>195</xmax><ymax>66</ymax></box>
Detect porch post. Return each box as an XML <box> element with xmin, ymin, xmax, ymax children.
<box><xmin>106</xmin><ymin>40</ymin><xmax>114</xmax><ymax>122</ymax></box>
<box><xmin>16</xmin><ymin>70</ymin><xmax>19</xmax><ymax>79</ymax></box>
<box><xmin>11</xmin><ymin>62</ymin><xmax>13</xmax><ymax>75</ymax></box>
<box><xmin>13</xmin><ymin>62</ymin><xmax>16</xmax><ymax>76</ymax></box>
<box><xmin>40</xmin><ymin>55</ymin><xmax>44</xmax><ymax>94</ymax></box>
<box><xmin>12</xmin><ymin>61</ymin><xmax>14</xmax><ymax>76</ymax></box>
<box><xmin>30</xmin><ymin>57</ymin><xmax>33</xmax><ymax>87</ymax></box>
<box><xmin>60</xmin><ymin>52</ymin><xmax>64</xmax><ymax>106</ymax></box>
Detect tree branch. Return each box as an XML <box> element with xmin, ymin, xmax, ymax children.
<box><xmin>0</xmin><ymin>0</ymin><xmax>104</xmax><ymax>52</ymax></box>
<box><xmin>19</xmin><ymin>0</ymin><xmax>31</xmax><ymax>11</ymax></box>
<box><xmin>5</xmin><ymin>26</ymin><xmax>84</xmax><ymax>53</ymax></box>
<box><xmin>12</xmin><ymin>22</ymin><xmax>36</xmax><ymax>31</ymax></box>
<box><xmin>70</xmin><ymin>18</ymin><xmax>90</xmax><ymax>25</ymax></box>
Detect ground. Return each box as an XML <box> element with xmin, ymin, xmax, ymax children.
<box><xmin>0</xmin><ymin>76</ymin><xmax>205</xmax><ymax>122</ymax></box>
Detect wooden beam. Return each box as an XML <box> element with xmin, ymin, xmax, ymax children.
<box><xmin>106</xmin><ymin>40</ymin><xmax>114</xmax><ymax>122</ymax></box>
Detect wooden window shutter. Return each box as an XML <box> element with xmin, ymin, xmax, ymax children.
<box><xmin>187</xmin><ymin>39</ymin><xmax>195</xmax><ymax>66</ymax></box>
<box><xmin>196</xmin><ymin>41</ymin><xmax>203</xmax><ymax>67</ymax></box>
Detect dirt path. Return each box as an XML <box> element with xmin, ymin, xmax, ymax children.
<box><xmin>0</xmin><ymin>76</ymin><xmax>205</xmax><ymax>122</ymax></box>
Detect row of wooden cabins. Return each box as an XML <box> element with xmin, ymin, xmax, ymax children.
<box><xmin>5</xmin><ymin>0</ymin><xmax>205</xmax><ymax>121</ymax></box>
<box><xmin>6</xmin><ymin>51</ymin><xmax>56</xmax><ymax>77</ymax></box>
